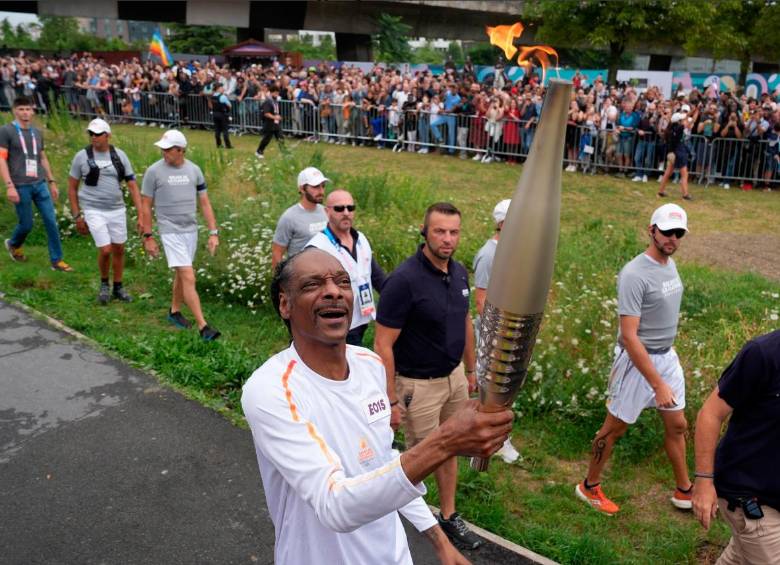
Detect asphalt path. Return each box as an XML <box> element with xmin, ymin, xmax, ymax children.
<box><xmin>0</xmin><ymin>298</ymin><xmax>539</xmax><ymax>564</ymax></box>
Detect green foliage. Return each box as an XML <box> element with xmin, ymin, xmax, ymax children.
<box><xmin>166</xmin><ymin>23</ymin><xmax>234</xmax><ymax>55</ymax></box>
<box><xmin>0</xmin><ymin>16</ymin><xmax>133</xmax><ymax>52</ymax></box>
<box><xmin>411</xmin><ymin>40</ymin><xmax>443</xmax><ymax>65</ymax></box>
<box><xmin>373</xmin><ymin>12</ymin><xmax>412</xmax><ymax>63</ymax></box>
<box><xmin>447</xmin><ymin>41</ymin><xmax>464</xmax><ymax>65</ymax></box>
<box><xmin>464</xmin><ymin>42</ymin><xmax>502</xmax><ymax>66</ymax></box>
<box><xmin>36</xmin><ymin>15</ymin><xmax>81</xmax><ymax>51</ymax></box>
<box><xmin>283</xmin><ymin>33</ymin><xmax>336</xmax><ymax>61</ymax></box>
<box><xmin>1</xmin><ymin>19</ymin><xmax>36</xmax><ymax>49</ymax></box>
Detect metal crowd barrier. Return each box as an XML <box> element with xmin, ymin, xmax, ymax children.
<box><xmin>13</xmin><ymin>88</ymin><xmax>780</xmax><ymax>189</ymax></box>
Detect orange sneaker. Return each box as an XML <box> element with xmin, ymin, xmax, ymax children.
<box><xmin>50</xmin><ymin>260</ymin><xmax>74</xmax><ymax>272</ymax></box>
<box><xmin>575</xmin><ymin>481</ymin><xmax>620</xmax><ymax>515</ymax></box>
<box><xmin>671</xmin><ymin>487</ymin><xmax>693</xmax><ymax>510</ymax></box>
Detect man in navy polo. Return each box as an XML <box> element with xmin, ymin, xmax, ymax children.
<box><xmin>374</xmin><ymin>202</ymin><xmax>482</xmax><ymax>550</ymax></box>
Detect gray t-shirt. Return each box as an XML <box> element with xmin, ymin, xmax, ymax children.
<box><xmin>69</xmin><ymin>147</ymin><xmax>135</xmax><ymax>211</ymax></box>
<box><xmin>472</xmin><ymin>238</ymin><xmax>498</xmax><ymax>289</ymax></box>
<box><xmin>141</xmin><ymin>159</ymin><xmax>206</xmax><ymax>234</ymax></box>
<box><xmin>617</xmin><ymin>253</ymin><xmax>684</xmax><ymax>350</ymax></box>
<box><xmin>273</xmin><ymin>203</ymin><xmax>327</xmax><ymax>256</ymax></box>
<box><xmin>0</xmin><ymin>122</ymin><xmax>45</xmax><ymax>185</ymax></box>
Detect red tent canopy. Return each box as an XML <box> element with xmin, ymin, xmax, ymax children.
<box><xmin>222</xmin><ymin>39</ymin><xmax>281</xmax><ymax>58</ymax></box>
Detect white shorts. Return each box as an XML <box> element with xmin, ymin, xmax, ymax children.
<box><xmin>84</xmin><ymin>208</ymin><xmax>127</xmax><ymax>248</ymax></box>
<box><xmin>606</xmin><ymin>345</ymin><xmax>685</xmax><ymax>424</ymax></box>
<box><xmin>161</xmin><ymin>232</ymin><xmax>198</xmax><ymax>268</ymax></box>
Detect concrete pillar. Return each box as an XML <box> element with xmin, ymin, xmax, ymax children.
<box><xmin>336</xmin><ymin>33</ymin><xmax>373</xmax><ymax>62</ymax></box>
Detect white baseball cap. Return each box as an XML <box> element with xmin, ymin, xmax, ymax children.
<box><xmin>492</xmin><ymin>199</ymin><xmax>511</xmax><ymax>225</ymax></box>
<box><xmin>154</xmin><ymin>129</ymin><xmax>188</xmax><ymax>149</ymax></box>
<box><xmin>680</xmin><ymin>104</ymin><xmax>691</xmax><ymax>113</ymax></box>
<box><xmin>670</xmin><ymin>112</ymin><xmax>684</xmax><ymax>123</ymax></box>
<box><xmin>651</xmin><ymin>203</ymin><xmax>688</xmax><ymax>232</ymax></box>
<box><xmin>86</xmin><ymin>118</ymin><xmax>111</xmax><ymax>135</ymax></box>
<box><xmin>297</xmin><ymin>166</ymin><xmax>330</xmax><ymax>187</ymax></box>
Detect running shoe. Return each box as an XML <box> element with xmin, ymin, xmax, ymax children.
<box><xmin>51</xmin><ymin>260</ymin><xmax>74</xmax><ymax>272</ymax></box>
<box><xmin>199</xmin><ymin>325</ymin><xmax>221</xmax><ymax>341</ymax></box>
<box><xmin>98</xmin><ymin>283</ymin><xmax>111</xmax><ymax>305</ymax></box>
<box><xmin>575</xmin><ymin>481</ymin><xmax>620</xmax><ymax>515</ymax></box>
<box><xmin>112</xmin><ymin>287</ymin><xmax>133</xmax><ymax>303</ymax></box>
<box><xmin>671</xmin><ymin>487</ymin><xmax>693</xmax><ymax>510</ymax></box>
<box><xmin>167</xmin><ymin>309</ymin><xmax>192</xmax><ymax>329</ymax></box>
<box><xmin>5</xmin><ymin>239</ymin><xmax>26</xmax><ymax>262</ymax></box>
<box><xmin>437</xmin><ymin>512</ymin><xmax>483</xmax><ymax>550</ymax></box>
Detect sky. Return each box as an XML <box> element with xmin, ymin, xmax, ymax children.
<box><xmin>0</xmin><ymin>11</ymin><xmax>40</xmax><ymax>26</ymax></box>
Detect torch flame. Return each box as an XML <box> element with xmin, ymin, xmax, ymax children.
<box><xmin>486</xmin><ymin>21</ymin><xmax>559</xmax><ymax>83</ymax></box>
<box><xmin>517</xmin><ymin>45</ymin><xmax>559</xmax><ymax>84</ymax></box>
<box><xmin>485</xmin><ymin>22</ymin><xmax>524</xmax><ymax>61</ymax></box>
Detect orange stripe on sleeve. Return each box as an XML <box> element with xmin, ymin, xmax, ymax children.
<box><xmin>0</xmin><ymin>148</ymin><xmax>8</xmax><ymax>160</ymax></box>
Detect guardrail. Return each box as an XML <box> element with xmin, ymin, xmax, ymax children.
<box><xmin>3</xmin><ymin>88</ymin><xmax>778</xmax><ymax>189</ymax></box>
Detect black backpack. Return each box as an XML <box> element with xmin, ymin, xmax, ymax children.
<box><xmin>84</xmin><ymin>145</ymin><xmax>127</xmax><ymax>187</ymax></box>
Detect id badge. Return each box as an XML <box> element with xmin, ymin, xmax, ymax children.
<box><xmin>25</xmin><ymin>159</ymin><xmax>37</xmax><ymax>177</ymax></box>
<box><xmin>358</xmin><ymin>282</ymin><xmax>374</xmax><ymax>316</ymax></box>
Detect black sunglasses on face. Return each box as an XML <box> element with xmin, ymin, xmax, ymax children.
<box><xmin>658</xmin><ymin>227</ymin><xmax>686</xmax><ymax>239</ymax></box>
<box><xmin>330</xmin><ymin>205</ymin><xmax>356</xmax><ymax>212</ymax></box>
<box><xmin>88</xmin><ymin>131</ymin><xmax>107</xmax><ymax>137</ymax></box>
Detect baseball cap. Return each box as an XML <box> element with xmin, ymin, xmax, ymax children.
<box><xmin>670</xmin><ymin>112</ymin><xmax>684</xmax><ymax>123</ymax></box>
<box><xmin>86</xmin><ymin>118</ymin><xmax>111</xmax><ymax>135</ymax></box>
<box><xmin>154</xmin><ymin>129</ymin><xmax>188</xmax><ymax>149</ymax></box>
<box><xmin>492</xmin><ymin>199</ymin><xmax>511</xmax><ymax>225</ymax></box>
<box><xmin>680</xmin><ymin>104</ymin><xmax>691</xmax><ymax>113</ymax></box>
<box><xmin>651</xmin><ymin>203</ymin><xmax>688</xmax><ymax>232</ymax></box>
<box><xmin>297</xmin><ymin>167</ymin><xmax>330</xmax><ymax>187</ymax></box>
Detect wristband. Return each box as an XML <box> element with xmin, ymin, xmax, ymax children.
<box><xmin>389</xmin><ymin>400</ymin><xmax>399</xmax><ymax>407</ymax></box>
<box><xmin>694</xmin><ymin>472</ymin><xmax>715</xmax><ymax>479</ymax></box>
<box><xmin>143</xmin><ymin>233</ymin><xmax>153</xmax><ymax>239</ymax></box>
<box><xmin>74</xmin><ymin>211</ymin><xmax>83</xmax><ymax>220</ymax></box>
<box><xmin>209</xmin><ymin>229</ymin><xmax>219</xmax><ymax>236</ymax></box>
<box><xmin>465</xmin><ymin>369</ymin><xmax>476</xmax><ymax>375</ymax></box>
<box><xmin>48</xmin><ymin>179</ymin><xmax>56</xmax><ymax>183</ymax></box>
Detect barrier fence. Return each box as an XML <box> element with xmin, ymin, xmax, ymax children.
<box><xmin>3</xmin><ymin>87</ymin><xmax>778</xmax><ymax>189</ymax></box>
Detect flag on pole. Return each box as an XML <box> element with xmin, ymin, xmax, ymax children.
<box><xmin>149</xmin><ymin>30</ymin><xmax>173</xmax><ymax>66</ymax></box>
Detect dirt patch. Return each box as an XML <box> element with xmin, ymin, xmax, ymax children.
<box><xmin>680</xmin><ymin>232</ymin><xmax>780</xmax><ymax>282</ymax></box>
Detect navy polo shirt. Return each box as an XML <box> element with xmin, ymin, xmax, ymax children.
<box><xmin>714</xmin><ymin>330</ymin><xmax>780</xmax><ymax>510</ymax></box>
<box><xmin>376</xmin><ymin>244</ymin><xmax>470</xmax><ymax>378</ymax></box>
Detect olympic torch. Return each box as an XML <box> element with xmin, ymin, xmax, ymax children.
<box><xmin>471</xmin><ymin>79</ymin><xmax>572</xmax><ymax>471</ymax></box>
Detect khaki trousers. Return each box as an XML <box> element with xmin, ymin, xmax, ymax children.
<box><xmin>716</xmin><ymin>498</ymin><xmax>780</xmax><ymax>565</ymax></box>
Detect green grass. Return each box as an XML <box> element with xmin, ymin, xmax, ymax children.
<box><xmin>2</xmin><ymin>113</ymin><xmax>779</xmax><ymax>564</ymax></box>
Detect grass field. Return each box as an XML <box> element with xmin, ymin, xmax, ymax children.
<box><xmin>2</xmin><ymin>112</ymin><xmax>779</xmax><ymax>564</ymax></box>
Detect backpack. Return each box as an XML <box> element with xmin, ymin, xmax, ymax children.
<box><xmin>84</xmin><ymin>145</ymin><xmax>126</xmax><ymax>187</ymax></box>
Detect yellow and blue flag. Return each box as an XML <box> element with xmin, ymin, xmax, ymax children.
<box><xmin>149</xmin><ymin>30</ymin><xmax>173</xmax><ymax>67</ymax></box>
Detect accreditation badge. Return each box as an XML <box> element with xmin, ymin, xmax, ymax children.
<box><xmin>358</xmin><ymin>282</ymin><xmax>374</xmax><ymax>317</ymax></box>
<box><xmin>25</xmin><ymin>159</ymin><xmax>37</xmax><ymax>177</ymax></box>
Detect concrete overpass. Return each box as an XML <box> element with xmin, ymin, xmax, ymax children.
<box><xmin>6</xmin><ymin>0</ymin><xmax>529</xmax><ymax>60</ymax></box>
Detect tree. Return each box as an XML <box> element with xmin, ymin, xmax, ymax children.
<box><xmin>529</xmin><ymin>0</ymin><xmax>708</xmax><ymax>84</ymax></box>
<box><xmin>686</xmin><ymin>0</ymin><xmax>780</xmax><ymax>86</ymax></box>
<box><xmin>36</xmin><ymin>15</ymin><xmax>81</xmax><ymax>51</ymax></box>
<box><xmin>447</xmin><ymin>41</ymin><xmax>464</xmax><ymax>65</ymax></box>
<box><xmin>464</xmin><ymin>42</ymin><xmax>503</xmax><ymax>66</ymax></box>
<box><xmin>411</xmin><ymin>40</ymin><xmax>442</xmax><ymax>64</ymax></box>
<box><xmin>283</xmin><ymin>33</ymin><xmax>336</xmax><ymax>60</ymax></box>
<box><xmin>373</xmin><ymin>12</ymin><xmax>412</xmax><ymax>63</ymax></box>
<box><xmin>166</xmin><ymin>23</ymin><xmax>234</xmax><ymax>55</ymax></box>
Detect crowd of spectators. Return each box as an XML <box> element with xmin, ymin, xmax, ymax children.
<box><xmin>2</xmin><ymin>52</ymin><xmax>779</xmax><ymax>189</ymax></box>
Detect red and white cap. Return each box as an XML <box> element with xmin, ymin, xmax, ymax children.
<box><xmin>651</xmin><ymin>203</ymin><xmax>688</xmax><ymax>232</ymax></box>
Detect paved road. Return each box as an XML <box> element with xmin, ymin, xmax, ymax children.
<box><xmin>0</xmin><ymin>299</ymin><xmax>538</xmax><ymax>564</ymax></box>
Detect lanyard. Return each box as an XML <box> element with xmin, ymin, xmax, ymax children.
<box><xmin>12</xmin><ymin>121</ymin><xmax>37</xmax><ymax>158</ymax></box>
<box><xmin>323</xmin><ymin>226</ymin><xmax>363</xmax><ymax>282</ymax></box>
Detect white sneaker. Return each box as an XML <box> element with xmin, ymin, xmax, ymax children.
<box><xmin>373</xmin><ymin>134</ymin><xmax>382</xmax><ymax>141</ymax></box>
<box><xmin>255</xmin><ymin>152</ymin><xmax>264</xmax><ymax>160</ymax></box>
<box><xmin>632</xmin><ymin>175</ymin><xmax>642</xmax><ymax>182</ymax></box>
<box><xmin>472</xmin><ymin>153</ymin><xmax>482</xmax><ymax>161</ymax></box>
<box><xmin>723</xmin><ymin>183</ymin><xmax>730</xmax><ymax>189</ymax></box>
<box><xmin>482</xmin><ymin>155</ymin><xmax>492</xmax><ymax>164</ymax></box>
<box><xmin>642</xmin><ymin>175</ymin><xmax>648</xmax><ymax>183</ymax></box>
<box><xmin>496</xmin><ymin>439</ymin><xmax>520</xmax><ymax>463</ymax></box>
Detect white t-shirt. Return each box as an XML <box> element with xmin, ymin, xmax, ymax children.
<box><xmin>242</xmin><ymin>344</ymin><xmax>437</xmax><ymax>565</ymax></box>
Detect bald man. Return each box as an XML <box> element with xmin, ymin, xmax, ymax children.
<box><xmin>306</xmin><ymin>189</ymin><xmax>386</xmax><ymax>346</ymax></box>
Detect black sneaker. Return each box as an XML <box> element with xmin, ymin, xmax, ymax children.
<box><xmin>167</xmin><ymin>309</ymin><xmax>192</xmax><ymax>329</ymax></box>
<box><xmin>98</xmin><ymin>283</ymin><xmax>111</xmax><ymax>305</ymax></box>
<box><xmin>112</xmin><ymin>287</ymin><xmax>133</xmax><ymax>303</ymax></box>
<box><xmin>437</xmin><ymin>512</ymin><xmax>483</xmax><ymax>550</ymax></box>
<box><xmin>199</xmin><ymin>325</ymin><xmax>221</xmax><ymax>341</ymax></box>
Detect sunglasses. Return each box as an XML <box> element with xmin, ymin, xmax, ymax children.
<box><xmin>330</xmin><ymin>205</ymin><xmax>356</xmax><ymax>213</ymax></box>
<box><xmin>658</xmin><ymin>227</ymin><xmax>686</xmax><ymax>239</ymax></box>
<box><xmin>88</xmin><ymin>131</ymin><xmax>107</xmax><ymax>137</ymax></box>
